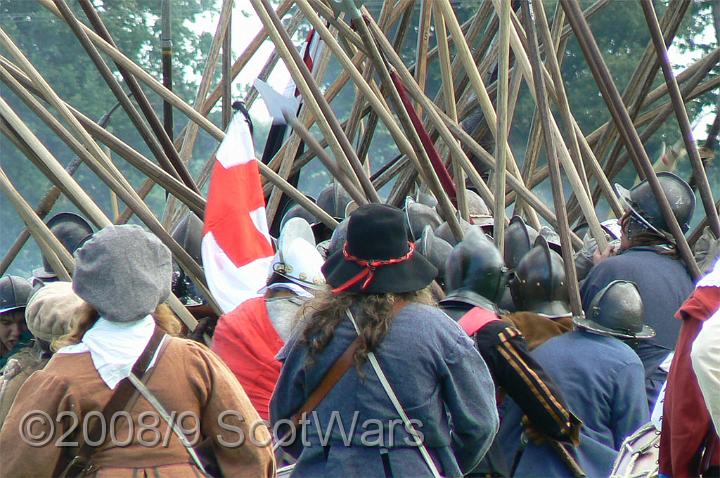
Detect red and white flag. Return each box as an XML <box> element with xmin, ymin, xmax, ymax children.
<box><xmin>202</xmin><ymin>112</ymin><xmax>274</xmax><ymax>313</ymax></box>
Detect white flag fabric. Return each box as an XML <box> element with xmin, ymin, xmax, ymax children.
<box><xmin>201</xmin><ymin>113</ymin><xmax>275</xmax><ymax>313</ymax></box>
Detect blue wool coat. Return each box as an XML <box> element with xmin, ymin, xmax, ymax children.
<box><xmin>497</xmin><ymin>330</ymin><xmax>649</xmax><ymax>478</ymax></box>
<box><xmin>271</xmin><ymin>303</ymin><xmax>499</xmax><ymax>478</ymax></box>
<box><xmin>580</xmin><ymin>247</ymin><xmax>694</xmax><ymax>407</ymax></box>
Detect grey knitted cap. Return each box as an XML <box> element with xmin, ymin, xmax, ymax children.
<box><xmin>72</xmin><ymin>225</ymin><xmax>172</xmax><ymax>323</ymax></box>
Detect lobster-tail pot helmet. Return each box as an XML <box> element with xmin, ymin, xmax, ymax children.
<box><xmin>417</xmin><ymin>225</ymin><xmax>453</xmax><ymax>283</ymax></box>
<box><xmin>317</xmin><ymin>182</ymin><xmax>352</xmax><ymax>219</ymax></box>
<box><xmin>435</xmin><ymin>218</ymin><xmax>477</xmax><ymax>246</ymax></box>
<box><xmin>445</xmin><ymin>228</ymin><xmax>508</xmax><ymax>303</ymax></box>
<box><xmin>404</xmin><ymin>197</ymin><xmax>443</xmax><ymax>241</ymax></box>
<box><xmin>510</xmin><ymin>236</ymin><xmax>571</xmax><ymax>317</ymax></box>
<box><xmin>0</xmin><ymin>276</ymin><xmax>33</xmax><ymax>314</ymax></box>
<box><xmin>503</xmin><ymin>215</ymin><xmax>539</xmax><ymax>270</ymax></box>
<box><xmin>171</xmin><ymin>213</ymin><xmax>204</xmax><ymax>266</ymax></box>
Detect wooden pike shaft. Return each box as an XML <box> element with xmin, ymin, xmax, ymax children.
<box><xmin>293</xmin><ymin>0</ymin><xmax>424</xmax><ymax>182</ymax></box>
<box><xmin>250</xmin><ymin>0</ymin><xmax>380</xmax><ymax>203</ymax></box>
<box><xmin>202</xmin><ymin>0</ymin><xmax>294</xmax><ymax>115</ymax></box>
<box><xmin>522</xmin><ymin>0</ymin><xmax>583</xmax><ymax>318</ymax></box>
<box><xmin>0</xmin><ymin>166</ymin><xmax>73</xmax><ymax>281</ymax></box>
<box><xmin>178</xmin><ymin>0</ymin><xmax>233</xmax><ymax>166</ymax></box>
<box><xmin>284</xmin><ymin>113</ymin><xmax>368</xmax><ymax>208</ymax></box>
<box><xmin>38</xmin><ymin>0</ymin><xmax>224</xmax><ymax>141</ymax></box>
<box><xmin>534</xmin><ymin>0</ymin><xmax>590</xmax><ymax>197</ymax></box>
<box><xmin>78</xmin><ymin>0</ymin><xmax>199</xmax><ymax>194</ymax></box>
<box><xmin>560</xmin><ymin>0</ymin><xmax>700</xmax><ymax>279</ymax></box>
<box><xmin>494</xmin><ymin>0</ymin><xmax>511</xmax><ymax>254</ymax></box>
<box><xmin>414</xmin><ymin>0</ymin><xmax>433</xmax><ymax>118</ymax></box>
<box><xmin>0</xmin><ymin>156</ymin><xmax>82</xmax><ymax>276</ymax></box>
<box><xmin>29</xmin><ymin>2</ymin><xmax>340</xmax><ymax>225</ymax></box>
<box><xmin>351</xmin><ymin>5</ymin><xmax>463</xmax><ymax>240</ymax></box>
<box><xmin>0</xmin><ymin>61</ymin><xmax>206</xmax><ymax>218</ymax></box>
<box><xmin>485</xmin><ymin>0</ymin><xmax>609</xmax><ymax>249</ymax></box>
<box><xmin>641</xmin><ymin>0</ymin><xmax>720</xmax><ymax>237</ymax></box>
<box><xmin>0</xmin><ymin>96</ymin><xmax>108</xmax><ymax>227</ymax></box>
<box><xmin>0</xmin><ymin>93</ymin><xmax>204</xmax><ymax>328</ymax></box>
<box><xmin>266</xmin><ymin>39</ymin><xmax>333</xmax><ymax>226</ymax></box>
<box><xmin>361</xmin><ymin>11</ymin><xmax>497</xmax><ymax>211</ymax></box>
<box><xmin>55</xmin><ymin>0</ymin><xmax>187</xmax><ymax>193</ymax></box>
<box><xmin>434</xmin><ymin>3</ymin><xmax>469</xmax><ymax>222</ymax></box>
<box><xmin>222</xmin><ymin>11</ymin><xmax>232</xmax><ymax>129</ymax></box>
<box><xmin>434</xmin><ymin>0</ymin><xmax>538</xmax><ymax>227</ymax></box>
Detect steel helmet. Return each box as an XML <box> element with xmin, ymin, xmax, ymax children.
<box><xmin>34</xmin><ymin>212</ymin><xmax>93</xmax><ymax>280</ymax></box>
<box><xmin>171</xmin><ymin>213</ymin><xmax>204</xmax><ymax>266</ymax></box>
<box><xmin>445</xmin><ymin>228</ymin><xmax>509</xmax><ymax>304</ymax></box>
<box><xmin>317</xmin><ymin>182</ymin><xmax>352</xmax><ymax>219</ymax></box>
<box><xmin>615</xmin><ymin>172</ymin><xmax>695</xmax><ymax>238</ymax></box>
<box><xmin>279</xmin><ymin>198</ymin><xmax>319</xmax><ymax>232</ymax></box>
<box><xmin>465</xmin><ymin>190</ymin><xmax>494</xmax><ymax>230</ymax></box>
<box><xmin>415</xmin><ymin>189</ymin><xmax>438</xmax><ymax>208</ymax></box>
<box><xmin>509</xmin><ymin>236</ymin><xmax>571</xmax><ymax>317</ymax></box>
<box><xmin>404</xmin><ymin>197</ymin><xmax>443</xmax><ymax>241</ymax></box>
<box><xmin>435</xmin><ymin>218</ymin><xmax>480</xmax><ymax>246</ymax></box>
<box><xmin>326</xmin><ymin>217</ymin><xmax>350</xmax><ymax>258</ymax></box>
<box><xmin>539</xmin><ymin>226</ymin><xmax>562</xmax><ymax>254</ymax></box>
<box><xmin>169</xmin><ymin>213</ymin><xmax>206</xmax><ymax>307</ymax></box>
<box><xmin>575</xmin><ymin>280</ymin><xmax>655</xmax><ymax>339</ymax></box>
<box><xmin>503</xmin><ymin>215</ymin><xmax>539</xmax><ymax>270</ymax></box>
<box><xmin>0</xmin><ymin>276</ymin><xmax>32</xmax><ymax>315</ymax></box>
<box><xmin>417</xmin><ymin>225</ymin><xmax>453</xmax><ymax>283</ymax></box>
<box><xmin>273</xmin><ymin>217</ymin><xmax>325</xmax><ymax>289</ymax></box>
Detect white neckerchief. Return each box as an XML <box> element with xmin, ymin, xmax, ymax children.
<box><xmin>57</xmin><ymin>315</ymin><xmax>164</xmax><ymax>390</ymax></box>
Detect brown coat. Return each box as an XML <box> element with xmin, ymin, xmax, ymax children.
<box><xmin>0</xmin><ymin>344</ymin><xmax>48</xmax><ymax>428</ymax></box>
<box><xmin>502</xmin><ymin>312</ymin><xmax>573</xmax><ymax>350</ymax></box>
<box><xmin>0</xmin><ymin>337</ymin><xmax>275</xmax><ymax>478</ymax></box>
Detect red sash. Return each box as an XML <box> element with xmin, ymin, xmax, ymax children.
<box><xmin>458</xmin><ymin>306</ymin><xmax>500</xmax><ymax>336</ymax></box>
<box><xmin>212</xmin><ymin>297</ymin><xmax>284</xmax><ymax>420</ymax></box>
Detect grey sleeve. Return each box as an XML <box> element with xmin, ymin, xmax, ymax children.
<box><xmin>440</xmin><ymin>330</ymin><xmax>499</xmax><ymax>474</ymax></box>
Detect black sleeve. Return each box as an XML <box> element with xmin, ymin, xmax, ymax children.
<box><xmin>473</xmin><ymin>321</ymin><xmax>581</xmax><ymax>444</ymax></box>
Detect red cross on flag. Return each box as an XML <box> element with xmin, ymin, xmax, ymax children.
<box><xmin>202</xmin><ymin>112</ymin><xmax>274</xmax><ymax>313</ymax></box>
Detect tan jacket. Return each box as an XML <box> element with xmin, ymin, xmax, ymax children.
<box><xmin>0</xmin><ymin>337</ymin><xmax>275</xmax><ymax>477</ymax></box>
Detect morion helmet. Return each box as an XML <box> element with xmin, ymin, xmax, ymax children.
<box><xmin>575</xmin><ymin>280</ymin><xmax>655</xmax><ymax>339</ymax></box>
<box><xmin>170</xmin><ymin>213</ymin><xmax>205</xmax><ymax>307</ymax></box>
<box><xmin>615</xmin><ymin>172</ymin><xmax>695</xmax><ymax>240</ymax></box>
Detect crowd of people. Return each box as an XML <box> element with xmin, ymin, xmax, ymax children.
<box><xmin>0</xmin><ymin>172</ymin><xmax>718</xmax><ymax>478</ymax></box>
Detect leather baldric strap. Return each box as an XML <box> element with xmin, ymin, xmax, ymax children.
<box><xmin>291</xmin><ymin>336</ymin><xmax>362</xmax><ymax>425</ymax></box>
<box><xmin>56</xmin><ymin>327</ymin><xmax>166</xmax><ymax>478</ymax></box>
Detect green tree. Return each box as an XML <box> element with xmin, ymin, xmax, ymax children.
<box><xmin>0</xmin><ymin>0</ymin><xmax>218</xmax><ymax>277</ymax></box>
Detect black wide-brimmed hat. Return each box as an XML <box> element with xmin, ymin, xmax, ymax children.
<box><xmin>322</xmin><ymin>203</ymin><xmax>438</xmax><ymax>294</ymax></box>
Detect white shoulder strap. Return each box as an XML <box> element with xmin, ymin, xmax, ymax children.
<box><xmin>345</xmin><ymin>310</ymin><xmax>443</xmax><ymax>478</ymax></box>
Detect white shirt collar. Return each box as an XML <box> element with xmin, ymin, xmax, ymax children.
<box><xmin>57</xmin><ymin>315</ymin><xmax>163</xmax><ymax>390</ymax></box>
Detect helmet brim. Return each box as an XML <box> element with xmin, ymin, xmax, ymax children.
<box><xmin>614</xmin><ymin>183</ymin><xmax>675</xmax><ymax>243</ymax></box>
<box><xmin>574</xmin><ymin>315</ymin><xmax>655</xmax><ymax>340</ymax></box>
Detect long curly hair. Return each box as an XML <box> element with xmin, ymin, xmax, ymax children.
<box><xmin>300</xmin><ymin>287</ymin><xmax>434</xmax><ymax>370</ymax></box>
<box><xmin>52</xmin><ymin>303</ymin><xmax>182</xmax><ymax>351</ymax></box>
<box><xmin>621</xmin><ymin>211</ymin><xmax>677</xmax><ymax>257</ymax></box>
